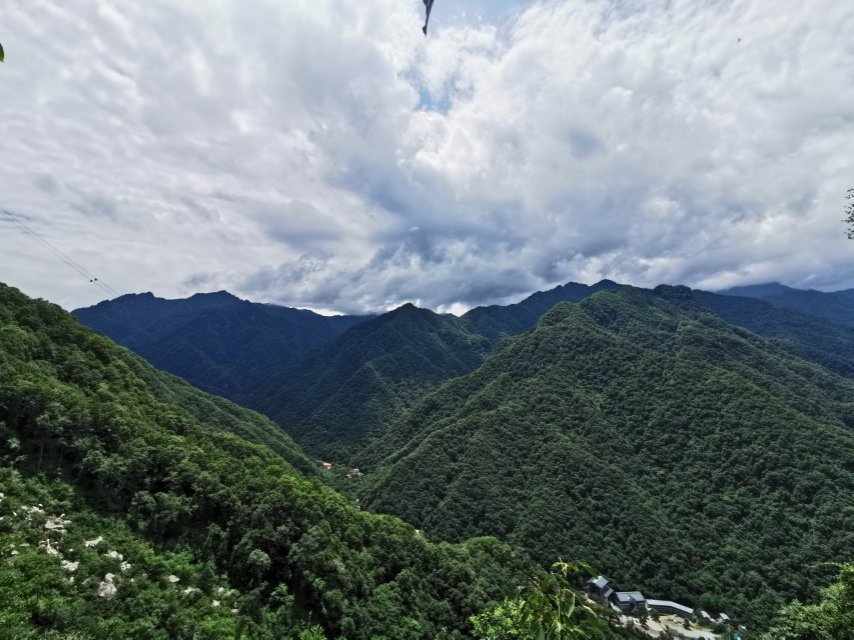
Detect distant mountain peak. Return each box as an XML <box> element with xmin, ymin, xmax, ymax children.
<box><xmin>591</xmin><ymin>278</ymin><xmax>620</xmax><ymax>289</ymax></box>
<box><xmin>720</xmin><ymin>282</ymin><xmax>800</xmax><ymax>298</ymax></box>
<box><xmin>188</xmin><ymin>290</ymin><xmax>242</xmax><ymax>303</ymax></box>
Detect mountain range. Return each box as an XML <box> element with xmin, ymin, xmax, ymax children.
<box><xmin>74</xmin><ymin>280</ymin><xmax>854</xmax><ymax>460</ymax></box>
<box><xmin>720</xmin><ymin>281</ymin><xmax>854</xmax><ymax>328</ymax></box>
<box><xmin>63</xmin><ymin>278</ymin><xmax>854</xmax><ymax>631</ymax></box>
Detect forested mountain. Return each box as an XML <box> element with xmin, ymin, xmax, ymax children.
<box><xmin>462</xmin><ymin>279</ymin><xmax>620</xmax><ymax>340</ymax></box>
<box><xmin>0</xmin><ymin>283</ymin><xmax>534</xmax><ymax>639</ymax></box>
<box><xmin>77</xmin><ymin>282</ymin><xmax>854</xmax><ymax>468</ymax></box>
<box><xmin>720</xmin><ymin>282</ymin><xmax>854</xmax><ymax>328</ymax></box>
<box><xmin>254</xmin><ymin>303</ymin><xmax>491</xmax><ymax>458</ymax></box>
<box><xmin>360</xmin><ymin>288</ymin><xmax>854</xmax><ymax>627</ymax></box>
<box><xmin>654</xmin><ymin>285</ymin><xmax>854</xmax><ymax>378</ymax></box>
<box><xmin>73</xmin><ymin>291</ymin><xmax>368</xmax><ymax>404</ymax></box>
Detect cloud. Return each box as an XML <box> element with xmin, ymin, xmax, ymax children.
<box><xmin>1</xmin><ymin>0</ymin><xmax>853</xmax><ymax>314</ymax></box>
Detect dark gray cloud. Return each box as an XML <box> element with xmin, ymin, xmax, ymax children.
<box><xmin>1</xmin><ymin>0</ymin><xmax>853</xmax><ymax>315</ymax></box>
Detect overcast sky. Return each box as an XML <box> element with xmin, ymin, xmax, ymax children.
<box><xmin>2</xmin><ymin>0</ymin><xmax>853</xmax><ymax>314</ymax></box>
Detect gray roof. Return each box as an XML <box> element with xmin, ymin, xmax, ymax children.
<box><xmin>589</xmin><ymin>575</ymin><xmax>611</xmax><ymax>590</ymax></box>
<box><xmin>647</xmin><ymin>599</ymin><xmax>695</xmax><ymax>616</ymax></box>
<box><xmin>615</xmin><ymin>591</ymin><xmax>646</xmax><ymax>603</ymax></box>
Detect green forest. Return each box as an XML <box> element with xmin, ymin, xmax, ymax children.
<box><xmin>5</xmin><ymin>281</ymin><xmax>853</xmax><ymax>638</ymax></box>
<box><xmin>0</xmin><ymin>284</ymin><xmax>531</xmax><ymax>638</ymax></box>
<box><xmin>360</xmin><ymin>290</ymin><xmax>854</xmax><ymax>628</ymax></box>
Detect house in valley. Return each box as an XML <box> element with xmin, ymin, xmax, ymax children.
<box><xmin>646</xmin><ymin>599</ymin><xmax>695</xmax><ymax>619</ymax></box>
<box><xmin>585</xmin><ymin>575</ymin><xmax>615</xmax><ymax>602</ymax></box>
<box><xmin>613</xmin><ymin>591</ymin><xmax>647</xmax><ymax>615</ymax></box>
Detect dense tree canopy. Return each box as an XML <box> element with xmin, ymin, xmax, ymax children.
<box><xmin>0</xmin><ymin>283</ymin><xmax>531</xmax><ymax>639</ymax></box>
<box><xmin>361</xmin><ymin>290</ymin><xmax>854</xmax><ymax>628</ymax></box>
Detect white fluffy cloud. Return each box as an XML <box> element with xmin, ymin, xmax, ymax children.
<box><xmin>1</xmin><ymin>0</ymin><xmax>852</xmax><ymax>313</ymax></box>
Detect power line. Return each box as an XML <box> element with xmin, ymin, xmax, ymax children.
<box><xmin>1</xmin><ymin>209</ymin><xmax>120</xmax><ymax>298</ymax></box>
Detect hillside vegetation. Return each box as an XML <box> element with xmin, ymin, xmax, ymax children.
<box><xmin>76</xmin><ymin>282</ymin><xmax>854</xmax><ymax>466</ymax></box>
<box><xmin>254</xmin><ymin>303</ymin><xmax>491</xmax><ymax>459</ymax></box>
<box><xmin>721</xmin><ymin>282</ymin><xmax>854</xmax><ymax>328</ymax></box>
<box><xmin>1</xmin><ymin>283</ymin><xmax>532</xmax><ymax>639</ymax></box>
<box><xmin>361</xmin><ymin>289</ymin><xmax>854</xmax><ymax>627</ymax></box>
<box><xmin>73</xmin><ymin>291</ymin><xmax>367</xmax><ymax>405</ymax></box>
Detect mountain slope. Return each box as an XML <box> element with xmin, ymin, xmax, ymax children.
<box><xmin>462</xmin><ymin>279</ymin><xmax>620</xmax><ymax>341</ymax></box>
<box><xmin>1</xmin><ymin>283</ymin><xmax>529</xmax><ymax>639</ymax></box>
<box><xmin>655</xmin><ymin>284</ymin><xmax>854</xmax><ymax>378</ymax></box>
<box><xmin>362</xmin><ymin>289</ymin><xmax>854</xmax><ymax>627</ymax></box>
<box><xmin>73</xmin><ymin>291</ymin><xmax>368</xmax><ymax>404</ymax></box>
<box><xmin>720</xmin><ymin>282</ymin><xmax>854</xmax><ymax>328</ymax></box>
<box><xmin>256</xmin><ymin>304</ymin><xmax>491</xmax><ymax>458</ymax></box>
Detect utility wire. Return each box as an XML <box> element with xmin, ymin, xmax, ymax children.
<box><xmin>1</xmin><ymin>209</ymin><xmax>120</xmax><ymax>298</ymax></box>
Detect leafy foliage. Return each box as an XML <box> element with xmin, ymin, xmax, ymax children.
<box><xmin>761</xmin><ymin>563</ymin><xmax>854</xmax><ymax>640</ymax></box>
<box><xmin>0</xmin><ymin>467</ymin><xmax>328</xmax><ymax>639</ymax></box>
<box><xmin>846</xmin><ymin>187</ymin><xmax>854</xmax><ymax>240</ymax></box>
<box><xmin>362</xmin><ymin>289</ymin><xmax>854</xmax><ymax>627</ymax></box>
<box><xmin>471</xmin><ymin>562</ymin><xmax>643</xmax><ymax>640</ymax></box>
<box><xmin>1</xmin><ymin>283</ymin><xmax>529</xmax><ymax>639</ymax></box>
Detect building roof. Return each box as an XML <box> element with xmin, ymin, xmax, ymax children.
<box><xmin>647</xmin><ymin>599</ymin><xmax>695</xmax><ymax>616</ymax></box>
<box><xmin>589</xmin><ymin>575</ymin><xmax>611</xmax><ymax>590</ymax></box>
<box><xmin>615</xmin><ymin>591</ymin><xmax>646</xmax><ymax>603</ymax></box>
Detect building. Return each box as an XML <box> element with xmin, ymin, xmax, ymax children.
<box><xmin>646</xmin><ymin>599</ymin><xmax>695</xmax><ymax>619</ymax></box>
<box><xmin>613</xmin><ymin>591</ymin><xmax>647</xmax><ymax>615</ymax></box>
<box><xmin>585</xmin><ymin>575</ymin><xmax>615</xmax><ymax>602</ymax></box>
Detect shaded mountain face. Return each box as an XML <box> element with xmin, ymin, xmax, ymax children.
<box><xmin>720</xmin><ymin>282</ymin><xmax>854</xmax><ymax>328</ymax></box>
<box><xmin>76</xmin><ymin>281</ymin><xmax>854</xmax><ymax>465</ymax></box>
<box><xmin>73</xmin><ymin>291</ymin><xmax>368</xmax><ymax>404</ymax></box>
<box><xmin>362</xmin><ymin>289</ymin><xmax>854</xmax><ymax>627</ymax></box>
<box><xmin>253</xmin><ymin>303</ymin><xmax>492</xmax><ymax>459</ymax></box>
<box><xmin>462</xmin><ymin>279</ymin><xmax>620</xmax><ymax>340</ymax></box>
<box><xmin>654</xmin><ymin>285</ymin><xmax>854</xmax><ymax>378</ymax></box>
<box><xmin>0</xmin><ymin>283</ymin><xmax>529</xmax><ymax>639</ymax></box>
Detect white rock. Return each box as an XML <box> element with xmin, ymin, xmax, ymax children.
<box><xmin>120</xmin><ymin>561</ymin><xmax>132</xmax><ymax>573</ymax></box>
<box><xmin>61</xmin><ymin>560</ymin><xmax>79</xmax><ymax>573</ymax></box>
<box><xmin>105</xmin><ymin>550</ymin><xmax>123</xmax><ymax>561</ymax></box>
<box><xmin>182</xmin><ymin>587</ymin><xmax>201</xmax><ymax>596</ymax></box>
<box><xmin>212</xmin><ymin>600</ymin><xmax>221</xmax><ymax>607</ymax></box>
<box><xmin>97</xmin><ymin>574</ymin><xmax>117</xmax><ymax>599</ymax></box>
<box><xmin>45</xmin><ymin>514</ymin><xmax>71</xmax><ymax>533</ymax></box>
<box><xmin>166</xmin><ymin>574</ymin><xmax>180</xmax><ymax>584</ymax></box>
<box><xmin>40</xmin><ymin>539</ymin><xmax>61</xmax><ymax>557</ymax></box>
<box><xmin>84</xmin><ymin>536</ymin><xmax>104</xmax><ymax>548</ymax></box>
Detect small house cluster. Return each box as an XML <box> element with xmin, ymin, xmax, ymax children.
<box><xmin>585</xmin><ymin>575</ymin><xmax>734</xmax><ymax>628</ymax></box>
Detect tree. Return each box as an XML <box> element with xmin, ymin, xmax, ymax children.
<box><xmin>471</xmin><ymin>561</ymin><xmax>607</xmax><ymax>640</ymax></box>
<box><xmin>845</xmin><ymin>188</ymin><xmax>854</xmax><ymax>239</ymax></box>
<box><xmin>761</xmin><ymin>563</ymin><xmax>854</xmax><ymax>639</ymax></box>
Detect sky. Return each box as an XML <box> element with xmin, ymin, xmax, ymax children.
<box><xmin>1</xmin><ymin>0</ymin><xmax>853</xmax><ymax>314</ymax></box>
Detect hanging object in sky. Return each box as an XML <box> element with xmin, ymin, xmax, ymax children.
<box><xmin>0</xmin><ymin>42</ymin><xmax>5</xmax><ymax>62</ymax></box>
<box><xmin>422</xmin><ymin>0</ymin><xmax>435</xmax><ymax>35</ymax></box>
